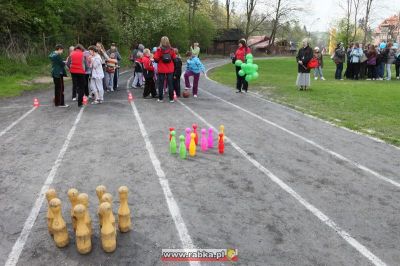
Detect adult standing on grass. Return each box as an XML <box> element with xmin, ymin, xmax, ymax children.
<box><xmin>333</xmin><ymin>42</ymin><xmax>345</xmax><ymax>80</ymax></box>
<box><xmin>296</xmin><ymin>39</ymin><xmax>313</xmax><ymax>91</ymax></box>
<box><xmin>191</xmin><ymin>42</ymin><xmax>200</xmax><ymax>58</ymax></box>
<box><xmin>366</xmin><ymin>44</ymin><xmax>378</xmax><ymax>80</ymax></box>
<box><xmin>154</xmin><ymin>36</ymin><xmax>177</xmax><ymax>103</ymax></box>
<box><xmin>395</xmin><ymin>45</ymin><xmax>400</xmax><ymax>79</ymax></box>
<box><xmin>88</xmin><ymin>46</ymin><xmax>104</xmax><ymax>104</ymax></box>
<box><xmin>49</xmin><ymin>44</ymin><xmax>68</xmax><ymax>107</ymax></box>
<box><xmin>382</xmin><ymin>42</ymin><xmax>395</xmax><ymax>80</ymax></box>
<box><xmin>67</xmin><ymin>44</ymin><xmax>87</xmax><ymax>107</ymax></box>
<box><xmin>350</xmin><ymin>43</ymin><xmax>363</xmax><ymax>80</ymax></box>
<box><xmin>232</xmin><ymin>39</ymin><xmax>251</xmax><ymax>93</ymax></box>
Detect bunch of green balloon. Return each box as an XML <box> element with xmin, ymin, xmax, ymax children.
<box><xmin>235</xmin><ymin>54</ymin><xmax>259</xmax><ymax>82</ymax></box>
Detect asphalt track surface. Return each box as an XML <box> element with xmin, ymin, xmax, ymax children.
<box><xmin>0</xmin><ymin>59</ymin><xmax>399</xmax><ymax>266</ymax></box>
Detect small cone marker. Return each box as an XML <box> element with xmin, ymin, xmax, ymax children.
<box><xmin>128</xmin><ymin>92</ymin><xmax>133</xmax><ymax>102</ymax></box>
<box><xmin>33</xmin><ymin>98</ymin><xmax>40</xmax><ymax>107</ymax></box>
<box><xmin>83</xmin><ymin>96</ymin><xmax>88</xmax><ymax>105</ymax></box>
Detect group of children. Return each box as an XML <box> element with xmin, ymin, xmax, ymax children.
<box><xmin>130</xmin><ymin>37</ymin><xmax>205</xmax><ymax>103</ymax></box>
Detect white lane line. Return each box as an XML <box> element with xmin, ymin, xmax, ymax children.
<box><xmin>0</xmin><ymin>107</ymin><xmax>36</xmax><ymax>138</ymax></box>
<box><xmin>126</xmin><ymin>78</ymin><xmax>199</xmax><ymax>266</ymax></box>
<box><xmin>177</xmin><ymin>99</ymin><xmax>387</xmax><ymax>266</ymax></box>
<box><xmin>196</xmin><ymin>87</ymin><xmax>400</xmax><ymax>189</ymax></box>
<box><xmin>5</xmin><ymin>107</ymin><xmax>85</xmax><ymax>266</ymax></box>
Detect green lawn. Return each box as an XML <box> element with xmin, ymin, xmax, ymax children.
<box><xmin>0</xmin><ymin>56</ymin><xmax>51</xmax><ymax>97</ymax></box>
<box><xmin>208</xmin><ymin>57</ymin><xmax>400</xmax><ymax>146</ymax></box>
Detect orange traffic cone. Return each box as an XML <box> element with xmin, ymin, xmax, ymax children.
<box><xmin>83</xmin><ymin>96</ymin><xmax>88</xmax><ymax>105</ymax></box>
<box><xmin>33</xmin><ymin>98</ymin><xmax>40</xmax><ymax>107</ymax></box>
<box><xmin>128</xmin><ymin>92</ymin><xmax>133</xmax><ymax>102</ymax></box>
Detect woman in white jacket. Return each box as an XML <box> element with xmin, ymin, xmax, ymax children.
<box><xmin>88</xmin><ymin>46</ymin><xmax>104</xmax><ymax>104</ymax></box>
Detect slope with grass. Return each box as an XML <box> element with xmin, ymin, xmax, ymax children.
<box><xmin>208</xmin><ymin>57</ymin><xmax>400</xmax><ymax>146</ymax></box>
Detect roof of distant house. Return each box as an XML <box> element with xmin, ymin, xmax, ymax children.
<box><xmin>374</xmin><ymin>15</ymin><xmax>399</xmax><ymax>34</ymax></box>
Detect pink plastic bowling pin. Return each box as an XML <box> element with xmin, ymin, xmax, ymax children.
<box><xmin>201</xmin><ymin>129</ymin><xmax>208</xmax><ymax>152</ymax></box>
<box><xmin>185</xmin><ymin>128</ymin><xmax>191</xmax><ymax>149</ymax></box>
<box><xmin>207</xmin><ymin>128</ymin><xmax>214</xmax><ymax>148</ymax></box>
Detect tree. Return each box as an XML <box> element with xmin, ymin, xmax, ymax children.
<box><xmin>351</xmin><ymin>0</ymin><xmax>361</xmax><ymax>42</ymax></box>
<box><xmin>268</xmin><ymin>0</ymin><xmax>301</xmax><ymax>46</ymax></box>
<box><xmin>361</xmin><ymin>0</ymin><xmax>373</xmax><ymax>45</ymax></box>
<box><xmin>340</xmin><ymin>0</ymin><xmax>353</xmax><ymax>47</ymax></box>
<box><xmin>244</xmin><ymin>0</ymin><xmax>266</xmax><ymax>39</ymax></box>
<box><xmin>225</xmin><ymin>0</ymin><xmax>234</xmax><ymax>29</ymax></box>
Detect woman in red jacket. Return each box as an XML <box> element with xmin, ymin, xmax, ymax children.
<box><xmin>153</xmin><ymin>36</ymin><xmax>177</xmax><ymax>102</ymax></box>
<box><xmin>233</xmin><ymin>39</ymin><xmax>251</xmax><ymax>93</ymax></box>
<box><xmin>67</xmin><ymin>44</ymin><xmax>87</xmax><ymax>107</ymax></box>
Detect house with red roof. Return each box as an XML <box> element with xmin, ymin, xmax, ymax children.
<box><xmin>373</xmin><ymin>15</ymin><xmax>400</xmax><ymax>45</ymax></box>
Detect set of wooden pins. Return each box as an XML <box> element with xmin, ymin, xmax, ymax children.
<box><xmin>45</xmin><ymin>185</ymin><xmax>132</xmax><ymax>254</ymax></box>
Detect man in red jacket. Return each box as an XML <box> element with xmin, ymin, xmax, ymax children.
<box><xmin>153</xmin><ymin>36</ymin><xmax>177</xmax><ymax>102</ymax></box>
<box><xmin>67</xmin><ymin>44</ymin><xmax>87</xmax><ymax>107</ymax></box>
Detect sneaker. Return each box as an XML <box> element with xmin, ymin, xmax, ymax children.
<box><xmin>314</xmin><ymin>77</ymin><xmax>318</xmax><ymax>80</ymax></box>
<box><xmin>193</xmin><ymin>95</ymin><xmax>198</xmax><ymax>98</ymax></box>
<box><xmin>157</xmin><ymin>99</ymin><xmax>163</xmax><ymax>103</ymax></box>
<box><xmin>321</xmin><ymin>77</ymin><xmax>325</xmax><ymax>80</ymax></box>
<box><xmin>340</xmin><ymin>79</ymin><xmax>344</xmax><ymax>81</ymax></box>
<box><xmin>91</xmin><ymin>100</ymin><xmax>98</xmax><ymax>105</ymax></box>
<box><xmin>110</xmin><ymin>88</ymin><xmax>114</xmax><ymax>92</ymax></box>
<box><xmin>236</xmin><ymin>90</ymin><xmax>242</xmax><ymax>93</ymax></box>
<box><xmin>396</xmin><ymin>76</ymin><xmax>399</xmax><ymax>80</ymax></box>
<box><xmin>244</xmin><ymin>90</ymin><xmax>248</xmax><ymax>93</ymax></box>
<box><xmin>58</xmin><ymin>104</ymin><xmax>69</xmax><ymax>108</ymax></box>
<box><xmin>366</xmin><ymin>78</ymin><xmax>371</xmax><ymax>80</ymax></box>
<box><xmin>72</xmin><ymin>98</ymin><xmax>77</xmax><ymax>101</ymax></box>
<box><xmin>169</xmin><ymin>100</ymin><xmax>174</xmax><ymax>103</ymax></box>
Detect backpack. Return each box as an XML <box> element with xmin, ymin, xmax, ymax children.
<box><xmin>161</xmin><ymin>49</ymin><xmax>172</xmax><ymax>63</ymax></box>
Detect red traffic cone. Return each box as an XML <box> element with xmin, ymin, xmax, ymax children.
<box><xmin>83</xmin><ymin>95</ymin><xmax>88</xmax><ymax>105</ymax></box>
<box><xmin>173</xmin><ymin>91</ymin><xmax>177</xmax><ymax>100</ymax></box>
<box><xmin>128</xmin><ymin>92</ymin><xmax>133</xmax><ymax>102</ymax></box>
<box><xmin>33</xmin><ymin>98</ymin><xmax>40</xmax><ymax>107</ymax></box>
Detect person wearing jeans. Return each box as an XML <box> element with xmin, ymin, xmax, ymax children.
<box><xmin>153</xmin><ymin>36</ymin><xmax>177</xmax><ymax>102</ymax></box>
<box><xmin>332</xmin><ymin>43</ymin><xmax>345</xmax><ymax>80</ymax></box>
<box><xmin>184</xmin><ymin>51</ymin><xmax>205</xmax><ymax>97</ymax></box>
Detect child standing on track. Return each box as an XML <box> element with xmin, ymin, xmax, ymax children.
<box><xmin>184</xmin><ymin>51</ymin><xmax>205</xmax><ymax>98</ymax></box>
<box><xmin>173</xmin><ymin>48</ymin><xmax>182</xmax><ymax>97</ymax></box>
<box><xmin>142</xmin><ymin>48</ymin><xmax>157</xmax><ymax>98</ymax></box>
<box><xmin>132</xmin><ymin>52</ymin><xmax>144</xmax><ymax>89</ymax></box>
<box><xmin>105</xmin><ymin>53</ymin><xmax>118</xmax><ymax>92</ymax></box>
<box><xmin>88</xmin><ymin>46</ymin><xmax>104</xmax><ymax>104</ymax></box>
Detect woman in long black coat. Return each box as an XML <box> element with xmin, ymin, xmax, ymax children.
<box><xmin>296</xmin><ymin>39</ymin><xmax>313</xmax><ymax>90</ymax></box>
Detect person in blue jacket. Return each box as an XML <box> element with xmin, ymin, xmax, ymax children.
<box><xmin>183</xmin><ymin>51</ymin><xmax>205</xmax><ymax>98</ymax></box>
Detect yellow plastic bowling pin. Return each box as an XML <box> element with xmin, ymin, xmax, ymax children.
<box><xmin>73</xmin><ymin>204</ymin><xmax>92</xmax><ymax>254</ymax></box>
<box><xmin>118</xmin><ymin>186</ymin><xmax>132</xmax><ymax>233</ymax></box>
<box><xmin>49</xmin><ymin>198</ymin><xmax>69</xmax><ymax>248</ymax></box>
<box><xmin>67</xmin><ymin>188</ymin><xmax>79</xmax><ymax>231</ymax></box>
<box><xmin>219</xmin><ymin>125</ymin><xmax>225</xmax><ymax>141</ymax></box>
<box><xmin>189</xmin><ymin>133</ymin><xmax>196</xmax><ymax>157</ymax></box>
<box><xmin>99</xmin><ymin>202</ymin><xmax>116</xmax><ymax>253</ymax></box>
<box><xmin>77</xmin><ymin>193</ymin><xmax>92</xmax><ymax>236</ymax></box>
<box><xmin>46</xmin><ymin>188</ymin><xmax>57</xmax><ymax>235</ymax></box>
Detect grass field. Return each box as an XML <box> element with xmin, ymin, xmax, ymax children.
<box><xmin>208</xmin><ymin>57</ymin><xmax>400</xmax><ymax>146</ymax></box>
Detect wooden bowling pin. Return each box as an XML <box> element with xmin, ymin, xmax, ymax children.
<box><xmin>192</xmin><ymin>124</ymin><xmax>198</xmax><ymax>145</ymax></box>
<box><xmin>74</xmin><ymin>204</ymin><xmax>92</xmax><ymax>254</ymax></box>
<box><xmin>77</xmin><ymin>193</ymin><xmax>92</xmax><ymax>236</ymax></box>
<box><xmin>101</xmin><ymin>193</ymin><xmax>116</xmax><ymax>235</ymax></box>
<box><xmin>170</xmin><ymin>130</ymin><xmax>177</xmax><ymax>154</ymax></box>
<box><xmin>218</xmin><ymin>133</ymin><xmax>224</xmax><ymax>154</ymax></box>
<box><xmin>201</xmin><ymin>128</ymin><xmax>208</xmax><ymax>152</ymax></box>
<box><xmin>118</xmin><ymin>186</ymin><xmax>132</xmax><ymax>233</ymax></box>
<box><xmin>189</xmin><ymin>133</ymin><xmax>196</xmax><ymax>157</ymax></box>
<box><xmin>179</xmin><ymin>135</ymin><xmax>187</xmax><ymax>159</ymax></box>
<box><xmin>96</xmin><ymin>185</ymin><xmax>107</xmax><ymax>203</ymax></box>
<box><xmin>67</xmin><ymin>188</ymin><xmax>79</xmax><ymax>231</ymax></box>
<box><xmin>207</xmin><ymin>128</ymin><xmax>214</xmax><ymax>148</ymax></box>
<box><xmin>46</xmin><ymin>188</ymin><xmax>57</xmax><ymax>235</ymax></box>
<box><xmin>49</xmin><ymin>198</ymin><xmax>69</xmax><ymax>248</ymax></box>
<box><xmin>185</xmin><ymin>128</ymin><xmax>191</xmax><ymax>149</ymax></box>
<box><xmin>99</xmin><ymin>202</ymin><xmax>116</xmax><ymax>253</ymax></box>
